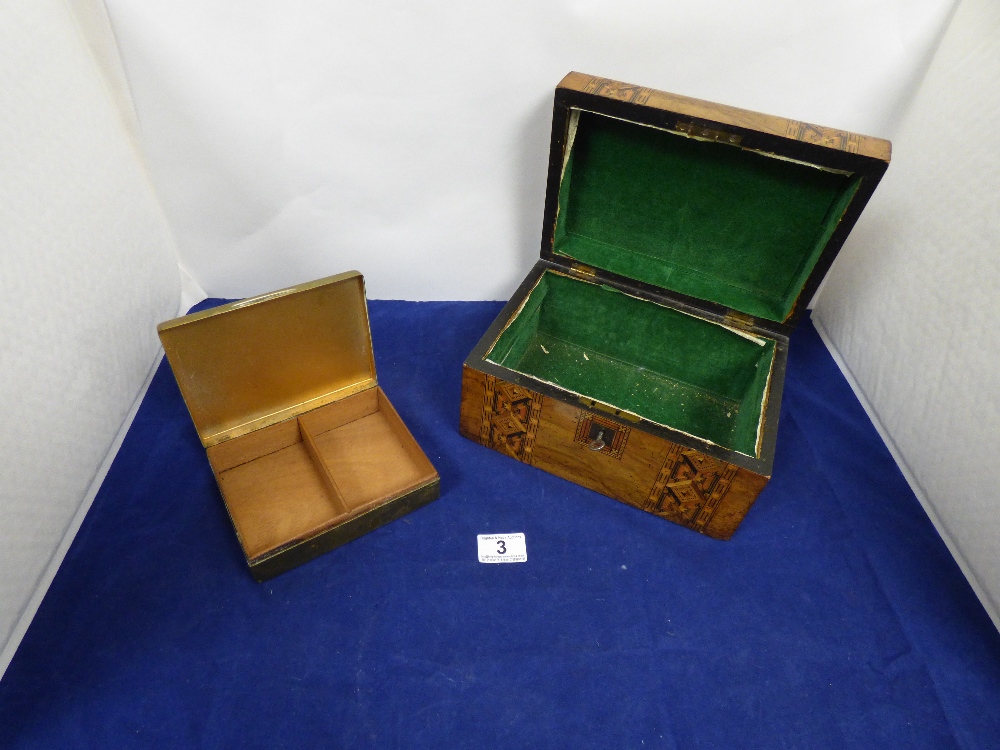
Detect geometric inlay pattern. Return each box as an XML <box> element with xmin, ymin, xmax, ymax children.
<box><xmin>645</xmin><ymin>444</ymin><xmax>740</xmax><ymax>532</ymax></box>
<box><xmin>785</xmin><ymin>120</ymin><xmax>862</xmax><ymax>154</ymax></box>
<box><xmin>480</xmin><ymin>374</ymin><xmax>543</xmax><ymax>464</ymax></box>
<box><xmin>582</xmin><ymin>76</ymin><xmax>653</xmax><ymax>105</ymax></box>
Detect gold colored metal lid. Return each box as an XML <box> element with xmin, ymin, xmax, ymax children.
<box><xmin>157</xmin><ymin>271</ymin><xmax>377</xmax><ymax>447</ymax></box>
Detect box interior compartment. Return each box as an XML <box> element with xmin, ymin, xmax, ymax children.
<box><xmin>553</xmin><ymin>109</ymin><xmax>862</xmax><ymax>322</ymax></box>
<box><xmin>485</xmin><ymin>271</ymin><xmax>776</xmax><ymax>456</ymax></box>
<box><xmin>205</xmin><ymin>387</ymin><xmax>436</xmax><ymax>562</ymax></box>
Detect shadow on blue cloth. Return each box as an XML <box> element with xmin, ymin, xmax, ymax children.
<box><xmin>1</xmin><ymin>302</ymin><xmax>998</xmax><ymax>749</ymax></box>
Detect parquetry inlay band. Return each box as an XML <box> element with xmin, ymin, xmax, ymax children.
<box><xmin>582</xmin><ymin>76</ymin><xmax>653</xmax><ymax>105</ymax></box>
<box><xmin>785</xmin><ymin>120</ymin><xmax>862</xmax><ymax>153</ymax></box>
<box><xmin>645</xmin><ymin>445</ymin><xmax>739</xmax><ymax>531</ymax></box>
<box><xmin>480</xmin><ymin>374</ymin><xmax>543</xmax><ymax>463</ymax></box>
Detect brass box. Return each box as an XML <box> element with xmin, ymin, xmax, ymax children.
<box><xmin>158</xmin><ymin>272</ymin><xmax>440</xmax><ymax>581</ymax></box>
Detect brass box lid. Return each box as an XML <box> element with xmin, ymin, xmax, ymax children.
<box><xmin>157</xmin><ymin>272</ymin><xmax>377</xmax><ymax>448</ymax></box>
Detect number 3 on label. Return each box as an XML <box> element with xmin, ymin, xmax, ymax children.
<box><xmin>476</xmin><ymin>533</ymin><xmax>526</xmax><ymax>563</ymax></box>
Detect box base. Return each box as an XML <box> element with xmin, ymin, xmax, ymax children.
<box><xmin>460</xmin><ymin>366</ymin><xmax>768</xmax><ymax>539</ymax></box>
<box><xmin>206</xmin><ymin>386</ymin><xmax>439</xmax><ymax>579</ymax></box>
<box><xmin>247</xmin><ymin>478</ymin><xmax>440</xmax><ymax>582</ymax></box>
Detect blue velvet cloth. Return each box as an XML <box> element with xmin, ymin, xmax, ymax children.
<box><xmin>1</xmin><ymin>301</ymin><xmax>998</xmax><ymax>749</ymax></box>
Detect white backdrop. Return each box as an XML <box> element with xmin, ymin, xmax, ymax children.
<box><xmin>104</xmin><ymin>0</ymin><xmax>956</xmax><ymax>300</ymax></box>
<box><xmin>0</xmin><ymin>0</ymin><xmax>180</xmax><ymax>676</ymax></box>
<box><xmin>814</xmin><ymin>0</ymin><xmax>1000</xmax><ymax>630</ymax></box>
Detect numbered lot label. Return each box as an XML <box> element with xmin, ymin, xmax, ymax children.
<box><xmin>477</xmin><ymin>533</ymin><xmax>527</xmax><ymax>563</ymax></box>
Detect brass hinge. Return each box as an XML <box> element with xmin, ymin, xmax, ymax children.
<box><xmin>570</xmin><ymin>263</ymin><xmax>597</xmax><ymax>278</ymax></box>
<box><xmin>676</xmin><ymin>121</ymin><xmax>742</xmax><ymax>146</ymax></box>
<box><xmin>723</xmin><ymin>310</ymin><xmax>756</xmax><ymax>330</ymax></box>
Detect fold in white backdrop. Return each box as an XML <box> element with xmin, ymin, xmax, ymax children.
<box><xmin>815</xmin><ymin>0</ymin><xmax>1000</xmax><ymax>630</ymax></box>
<box><xmin>0</xmin><ymin>0</ymin><xmax>180</xmax><ymax>676</ymax></box>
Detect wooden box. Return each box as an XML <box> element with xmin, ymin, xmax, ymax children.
<box><xmin>460</xmin><ymin>73</ymin><xmax>890</xmax><ymax>539</ymax></box>
<box><xmin>158</xmin><ymin>272</ymin><xmax>439</xmax><ymax>580</ymax></box>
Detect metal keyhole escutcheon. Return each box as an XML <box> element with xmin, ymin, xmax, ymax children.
<box><xmin>588</xmin><ymin>429</ymin><xmax>606</xmax><ymax>451</ymax></box>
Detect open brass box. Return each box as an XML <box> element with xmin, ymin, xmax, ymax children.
<box><xmin>461</xmin><ymin>73</ymin><xmax>890</xmax><ymax>539</ymax></box>
<box><xmin>158</xmin><ymin>272</ymin><xmax>439</xmax><ymax>581</ymax></box>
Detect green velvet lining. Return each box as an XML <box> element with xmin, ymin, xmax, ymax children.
<box><xmin>553</xmin><ymin>111</ymin><xmax>861</xmax><ymax>322</ymax></box>
<box><xmin>486</xmin><ymin>271</ymin><xmax>776</xmax><ymax>457</ymax></box>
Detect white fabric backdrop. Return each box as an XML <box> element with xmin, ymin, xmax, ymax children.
<box><xmin>814</xmin><ymin>0</ymin><xmax>1000</xmax><ymax>630</ymax></box>
<box><xmin>104</xmin><ymin>0</ymin><xmax>956</xmax><ymax>300</ymax></box>
<box><xmin>0</xmin><ymin>0</ymin><xmax>180</xmax><ymax>676</ymax></box>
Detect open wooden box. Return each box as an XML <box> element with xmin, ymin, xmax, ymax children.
<box><xmin>158</xmin><ymin>272</ymin><xmax>439</xmax><ymax>580</ymax></box>
<box><xmin>460</xmin><ymin>73</ymin><xmax>890</xmax><ymax>539</ymax></box>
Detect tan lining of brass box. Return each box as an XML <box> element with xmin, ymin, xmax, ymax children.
<box><xmin>209</xmin><ymin>387</ymin><xmax>437</xmax><ymax>562</ymax></box>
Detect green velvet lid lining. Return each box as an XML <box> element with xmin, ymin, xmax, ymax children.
<box><xmin>553</xmin><ymin>110</ymin><xmax>861</xmax><ymax>322</ymax></box>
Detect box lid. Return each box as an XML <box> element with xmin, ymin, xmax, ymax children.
<box><xmin>541</xmin><ymin>73</ymin><xmax>891</xmax><ymax>328</ymax></box>
<box><xmin>157</xmin><ymin>272</ymin><xmax>376</xmax><ymax>448</ymax></box>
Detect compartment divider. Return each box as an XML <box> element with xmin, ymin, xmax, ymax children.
<box><xmin>298</xmin><ymin>417</ymin><xmax>348</xmax><ymax>515</ymax></box>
